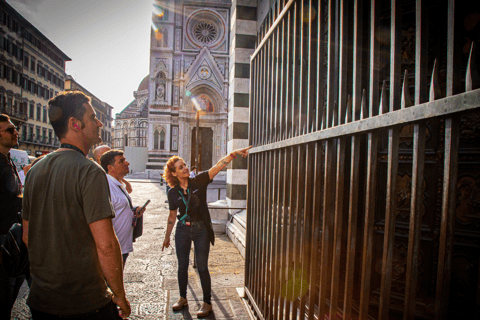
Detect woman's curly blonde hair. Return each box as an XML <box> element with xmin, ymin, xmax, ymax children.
<box><xmin>163</xmin><ymin>156</ymin><xmax>183</xmax><ymax>188</ymax></box>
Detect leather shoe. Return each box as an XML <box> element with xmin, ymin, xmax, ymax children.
<box><xmin>197</xmin><ymin>302</ymin><xmax>212</xmax><ymax>317</ymax></box>
<box><xmin>172</xmin><ymin>297</ymin><xmax>188</xmax><ymax>311</ymax></box>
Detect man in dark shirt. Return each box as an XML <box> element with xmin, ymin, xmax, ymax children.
<box><xmin>0</xmin><ymin>114</ymin><xmax>24</xmax><ymax>319</ymax></box>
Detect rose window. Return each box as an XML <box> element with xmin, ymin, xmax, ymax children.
<box><xmin>193</xmin><ymin>21</ymin><xmax>218</xmax><ymax>45</ymax></box>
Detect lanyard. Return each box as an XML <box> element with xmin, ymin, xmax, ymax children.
<box><xmin>59</xmin><ymin>143</ymin><xmax>85</xmax><ymax>156</ymax></box>
<box><xmin>178</xmin><ymin>188</ymin><xmax>191</xmax><ymax>224</ymax></box>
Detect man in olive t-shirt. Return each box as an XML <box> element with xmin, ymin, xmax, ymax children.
<box><xmin>22</xmin><ymin>91</ymin><xmax>130</xmax><ymax>318</ymax></box>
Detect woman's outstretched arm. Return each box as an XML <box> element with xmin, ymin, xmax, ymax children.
<box><xmin>208</xmin><ymin>146</ymin><xmax>252</xmax><ymax>180</ymax></box>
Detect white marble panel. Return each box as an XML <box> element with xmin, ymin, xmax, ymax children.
<box><xmin>233</xmin><ymin>19</ymin><xmax>257</xmax><ymax>36</ymax></box>
<box><xmin>227</xmin><ymin>168</ymin><xmax>248</xmax><ymax>184</ymax></box>
<box><xmin>227</xmin><ymin>139</ymin><xmax>250</xmax><ymax>152</ymax></box>
<box><xmin>228</xmin><ymin>107</ymin><xmax>250</xmax><ymax>126</ymax></box>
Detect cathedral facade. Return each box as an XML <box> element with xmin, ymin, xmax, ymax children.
<box><xmin>145</xmin><ymin>0</ymin><xmax>230</xmax><ymax>172</ymax></box>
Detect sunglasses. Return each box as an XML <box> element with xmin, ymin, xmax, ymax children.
<box><xmin>0</xmin><ymin>126</ymin><xmax>19</xmax><ymax>134</ymax></box>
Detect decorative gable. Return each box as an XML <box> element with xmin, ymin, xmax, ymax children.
<box><xmin>185</xmin><ymin>47</ymin><xmax>225</xmax><ymax>92</ymax></box>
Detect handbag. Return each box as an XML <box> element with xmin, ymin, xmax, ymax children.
<box><xmin>118</xmin><ymin>186</ymin><xmax>143</xmax><ymax>241</ymax></box>
<box><xmin>1</xmin><ymin>223</ymin><xmax>29</xmax><ymax>277</ymax></box>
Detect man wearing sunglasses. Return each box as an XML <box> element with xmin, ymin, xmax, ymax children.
<box><xmin>0</xmin><ymin>114</ymin><xmax>25</xmax><ymax>319</ymax></box>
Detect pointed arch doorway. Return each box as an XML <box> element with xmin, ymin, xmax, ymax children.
<box><xmin>191</xmin><ymin>127</ymin><xmax>213</xmax><ymax>171</ymax></box>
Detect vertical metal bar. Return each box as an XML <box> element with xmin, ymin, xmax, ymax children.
<box><xmin>299</xmin><ymin>143</ymin><xmax>314</xmax><ymax>319</ymax></box>
<box><xmin>379</xmin><ymin>127</ymin><xmax>400</xmax><ymax>320</ymax></box>
<box><xmin>389</xmin><ymin>0</ymin><xmax>401</xmax><ymax>112</ymax></box>
<box><xmin>353</xmin><ymin>0</ymin><xmax>364</xmax><ymax>121</ymax></box>
<box><xmin>297</xmin><ymin>0</ymin><xmax>304</xmax><ymax>137</ymax></box>
<box><xmin>249</xmin><ymin>59</ymin><xmax>255</xmax><ymax>147</ymax></box>
<box><xmin>306</xmin><ymin>0</ymin><xmax>315</xmax><ymax>133</ymax></box>
<box><xmin>266</xmin><ymin>150</ymin><xmax>275</xmax><ymax>318</ymax></box>
<box><xmin>343</xmin><ymin>134</ymin><xmax>361</xmax><ymax>318</ymax></box>
<box><xmin>274</xmin><ymin>24</ymin><xmax>281</xmax><ymax>143</ymax></box>
<box><xmin>316</xmin><ymin>0</ymin><xmax>326</xmax><ymax>131</ymax></box>
<box><xmin>278</xmin><ymin>148</ymin><xmax>291</xmax><ymax>320</ymax></box>
<box><xmin>414</xmin><ymin>0</ymin><xmax>427</xmax><ymax>105</ymax></box>
<box><xmin>338</xmin><ymin>0</ymin><xmax>349</xmax><ymax>125</ymax></box>
<box><xmin>446</xmin><ymin>0</ymin><xmax>461</xmax><ymax>96</ymax></box>
<box><xmin>359</xmin><ymin>132</ymin><xmax>379</xmax><ymax>320</ymax></box>
<box><xmin>248</xmin><ymin>154</ymin><xmax>257</xmax><ymax>296</ymax></box>
<box><xmin>259</xmin><ymin>151</ymin><xmax>268</xmax><ymax>316</ymax></box>
<box><xmin>285</xmin><ymin>146</ymin><xmax>298</xmax><ymax>318</ymax></box>
<box><xmin>261</xmin><ymin>46</ymin><xmax>267</xmax><ymax>146</ymax></box>
<box><xmin>254</xmin><ymin>153</ymin><xmax>263</xmax><ymax>305</ymax></box>
<box><xmin>267</xmin><ymin>38</ymin><xmax>274</xmax><ymax>144</ymax></box>
<box><xmin>285</xmin><ymin>9</ymin><xmax>292</xmax><ymax>140</ymax></box>
<box><xmin>369</xmin><ymin>0</ymin><xmax>380</xmax><ymax>118</ymax></box>
<box><xmin>435</xmin><ymin>116</ymin><xmax>460</xmax><ymax>319</ymax></box>
<box><xmin>268</xmin><ymin>149</ymin><xmax>279</xmax><ymax>320</ymax></box>
<box><xmin>291</xmin><ymin>145</ymin><xmax>302</xmax><ymax>320</ymax></box>
<box><xmin>272</xmin><ymin>148</ymin><xmax>282</xmax><ymax>320</ymax></box>
<box><xmin>403</xmin><ymin>123</ymin><xmax>426</xmax><ymax>319</ymax></box>
<box><xmin>245</xmin><ymin>156</ymin><xmax>253</xmax><ymax>290</ymax></box>
<box><xmin>318</xmin><ymin>138</ymin><xmax>336</xmax><ymax>318</ymax></box>
<box><xmin>254</xmin><ymin>54</ymin><xmax>260</xmax><ymax>146</ymax></box>
<box><xmin>307</xmin><ymin>141</ymin><xmax>323</xmax><ymax>319</ymax></box>
<box><xmin>291</xmin><ymin>2</ymin><xmax>299</xmax><ymax>138</ymax></box>
<box><xmin>326</xmin><ymin>0</ymin><xmax>339</xmax><ymax>128</ymax></box>
<box><xmin>280</xmin><ymin>16</ymin><xmax>287</xmax><ymax>141</ymax></box>
<box><xmin>329</xmin><ymin>137</ymin><xmax>346</xmax><ymax>319</ymax></box>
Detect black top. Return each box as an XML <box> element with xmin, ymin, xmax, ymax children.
<box><xmin>168</xmin><ymin>171</ymin><xmax>215</xmax><ymax>245</ymax></box>
<box><xmin>0</xmin><ymin>152</ymin><xmax>22</xmax><ymax>234</ymax></box>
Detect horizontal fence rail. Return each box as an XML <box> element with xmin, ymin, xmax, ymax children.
<box><xmin>246</xmin><ymin>0</ymin><xmax>480</xmax><ymax>319</ymax></box>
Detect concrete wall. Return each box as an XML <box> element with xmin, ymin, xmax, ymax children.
<box><xmin>124</xmin><ymin>146</ymin><xmax>148</xmax><ymax>173</ymax></box>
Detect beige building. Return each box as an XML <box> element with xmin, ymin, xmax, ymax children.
<box><xmin>64</xmin><ymin>76</ymin><xmax>113</xmax><ymax>152</ymax></box>
<box><xmin>0</xmin><ymin>1</ymin><xmax>70</xmax><ymax>157</ymax></box>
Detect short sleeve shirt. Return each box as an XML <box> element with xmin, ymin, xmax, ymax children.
<box><xmin>168</xmin><ymin>171</ymin><xmax>216</xmax><ymax>245</ymax></box>
<box><xmin>106</xmin><ymin>174</ymin><xmax>134</xmax><ymax>255</ymax></box>
<box><xmin>22</xmin><ymin>150</ymin><xmax>115</xmax><ymax>315</ymax></box>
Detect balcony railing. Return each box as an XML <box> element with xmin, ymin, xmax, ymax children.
<box><xmin>0</xmin><ymin>105</ymin><xmax>28</xmax><ymax>122</ymax></box>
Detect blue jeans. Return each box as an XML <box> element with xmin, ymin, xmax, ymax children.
<box><xmin>175</xmin><ymin>221</ymin><xmax>211</xmax><ymax>304</ymax></box>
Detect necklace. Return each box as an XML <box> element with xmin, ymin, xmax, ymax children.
<box><xmin>60</xmin><ymin>143</ymin><xmax>85</xmax><ymax>156</ymax></box>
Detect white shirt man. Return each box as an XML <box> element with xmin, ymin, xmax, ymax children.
<box><xmin>100</xmin><ymin>149</ymin><xmax>143</xmax><ymax>266</ymax></box>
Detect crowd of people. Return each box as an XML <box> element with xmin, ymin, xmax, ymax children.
<box><xmin>0</xmin><ymin>90</ymin><xmax>251</xmax><ymax>319</ymax></box>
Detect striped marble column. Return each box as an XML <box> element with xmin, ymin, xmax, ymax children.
<box><xmin>227</xmin><ymin>0</ymin><xmax>257</xmax><ymax>210</ymax></box>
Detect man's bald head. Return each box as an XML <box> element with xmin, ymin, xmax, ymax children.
<box><xmin>93</xmin><ymin>145</ymin><xmax>111</xmax><ymax>164</ymax></box>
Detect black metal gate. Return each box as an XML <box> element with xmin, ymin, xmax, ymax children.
<box><xmin>245</xmin><ymin>0</ymin><xmax>480</xmax><ymax>319</ymax></box>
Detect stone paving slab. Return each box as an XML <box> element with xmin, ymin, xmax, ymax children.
<box><xmin>11</xmin><ymin>180</ymin><xmax>252</xmax><ymax>320</ymax></box>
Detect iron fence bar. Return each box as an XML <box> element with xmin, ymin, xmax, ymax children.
<box><xmin>261</xmin><ymin>46</ymin><xmax>267</xmax><ymax>146</ymax></box>
<box><xmin>446</xmin><ymin>0</ymin><xmax>461</xmax><ymax>96</ymax></box>
<box><xmin>266</xmin><ymin>38</ymin><xmax>273</xmax><ymax>145</ymax></box>
<box><xmin>414</xmin><ymin>0</ymin><xmax>428</xmax><ymax>105</ymax></box>
<box><xmin>306</xmin><ymin>0</ymin><xmax>315</xmax><ymax>134</ymax></box>
<box><xmin>435</xmin><ymin>116</ymin><xmax>460</xmax><ymax>319</ymax></box>
<box><xmin>279</xmin><ymin>16</ymin><xmax>287</xmax><ymax>142</ymax></box>
<box><xmin>268</xmin><ymin>149</ymin><xmax>279</xmax><ymax>320</ymax></box>
<box><xmin>285</xmin><ymin>146</ymin><xmax>298</xmax><ymax>318</ymax></box>
<box><xmin>316</xmin><ymin>0</ymin><xmax>327</xmax><ymax>131</ymax></box>
<box><xmin>390</xmin><ymin>0</ymin><xmax>401</xmax><ymax>112</ymax></box>
<box><xmin>264</xmin><ymin>150</ymin><xmax>274</xmax><ymax>317</ymax></box>
<box><xmin>298</xmin><ymin>0</ymin><xmax>306</xmax><ymax>136</ymax></box>
<box><xmin>353</xmin><ymin>0</ymin><xmax>364</xmax><ymax>122</ymax></box>
<box><xmin>285</xmin><ymin>9</ymin><xmax>293</xmax><ymax>140</ymax></box>
<box><xmin>338</xmin><ymin>0</ymin><xmax>349</xmax><ymax>125</ymax></box>
<box><xmin>272</xmin><ymin>26</ymin><xmax>279</xmax><ymax>143</ymax></box>
<box><xmin>291</xmin><ymin>145</ymin><xmax>302</xmax><ymax>320</ymax></box>
<box><xmin>359</xmin><ymin>132</ymin><xmax>379</xmax><ymax>320</ymax></box>
<box><xmin>300</xmin><ymin>143</ymin><xmax>315</xmax><ymax>319</ymax></box>
<box><xmin>252</xmin><ymin>154</ymin><xmax>261</xmax><ymax>303</ymax></box>
<box><xmin>379</xmin><ymin>126</ymin><xmax>401</xmax><ymax>319</ymax></box>
<box><xmin>307</xmin><ymin>141</ymin><xmax>323</xmax><ymax>319</ymax></box>
<box><xmin>291</xmin><ymin>1</ymin><xmax>299</xmax><ymax>138</ymax></box>
<box><xmin>259</xmin><ymin>151</ymin><xmax>267</xmax><ymax>313</ymax></box>
<box><xmin>326</xmin><ymin>0</ymin><xmax>339</xmax><ymax>129</ymax></box>
<box><xmin>274</xmin><ymin>147</ymin><xmax>287</xmax><ymax>320</ymax></box>
<box><xmin>330</xmin><ymin>136</ymin><xmax>346</xmax><ymax>319</ymax></box>
<box><xmin>343</xmin><ymin>134</ymin><xmax>362</xmax><ymax>318</ymax></box>
<box><xmin>278</xmin><ymin>147</ymin><xmax>292</xmax><ymax>320</ymax></box>
<box><xmin>318</xmin><ymin>138</ymin><xmax>336</xmax><ymax>318</ymax></box>
<box><xmin>245</xmin><ymin>286</ymin><xmax>266</xmax><ymax>320</ymax></box>
<box><xmin>403</xmin><ymin>122</ymin><xmax>426</xmax><ymax>319</ymax></box>
<box><xmin>251</xmin><ymin>0</ymin><xmax>296</xmax><ymax>61</ymax></box>
<box><xmin>369</xmin><ymin>0</ymin><xmax>380</xmax><ymax>118</ymax></box>
<box><xmin>248</xmin><ymin>88</ymin><xmax>480</xmax><ymax>154</ymax></box>
<box><xmin>245</xmin><ymin>155</ymin><xmax>254</xmax><ymax>289</ymax></box>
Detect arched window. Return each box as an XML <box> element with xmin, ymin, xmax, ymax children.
<box><xmin>124</xmin><ymin>134</ymin><xmax>128</xmax><ymax>147</ymax></box>
<box><xmin>156</xmin><ymin>72</ymin><xmax>166</xmax><ymax>101</ymax></box>
<box><xmin>160</xmin><ymin>130</ymin><xmax>165</xmax><ymax>150</ymax></box>
<box><xmin>154</xmin><ymin>129</ymin><xmax>159</xmax><ymax>150</ymax></box>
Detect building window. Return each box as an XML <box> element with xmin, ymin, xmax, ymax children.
<box><xmin>160</xmin><ymin>130</ymin><xmax>165</xmax><ymax>150</ymax></box>
<box><xmin>29</xmin><ymin>102</ymin><xmax>34</xmax><ymax>119</ymax></box>
<box><xmin>42</xmin><ymin>106</ymin><xmax>47</xmax><ymax>123</ymax></box>
<box><xmin>36</xmin><ymin>105</ymin><xmax>41</xmax><ymax>120</ymax></box>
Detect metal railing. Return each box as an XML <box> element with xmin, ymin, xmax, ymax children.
<box><xmin>246</xmin><ymin>0</ymin><xmax>480</xmax><ymax>319</ymax></box>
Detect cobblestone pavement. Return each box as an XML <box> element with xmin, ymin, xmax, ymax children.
<box><xmin>11</xmin><ymin>181</ymin><xmax>252</xmax><ymax>319</ymax></box>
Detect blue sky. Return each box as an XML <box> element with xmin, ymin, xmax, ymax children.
<box><xmin>7</xmin><ymin>0</ymin><xmax>153</xmax><ymax>116</ymax></box>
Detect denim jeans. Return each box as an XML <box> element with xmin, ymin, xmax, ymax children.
<box><xmin>175</xmin><ymin>221</ymin><xmax>211</xmax><ymax>304</ymax></box>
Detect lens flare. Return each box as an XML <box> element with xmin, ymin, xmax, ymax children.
<box><xmin>153</xmin><ymin>4</ymin><xmax>164</xmax><ymax>17</ymax></box>
<box><xmin>185</xmin><ymin>90</ymin><xmax>192</xmax><ymax>97</ymax></box>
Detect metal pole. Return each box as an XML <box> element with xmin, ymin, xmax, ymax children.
<box><xmin>195</xmin><ymin>110</ymin><xmax>199</xmax><ymax>173</ymax></box>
